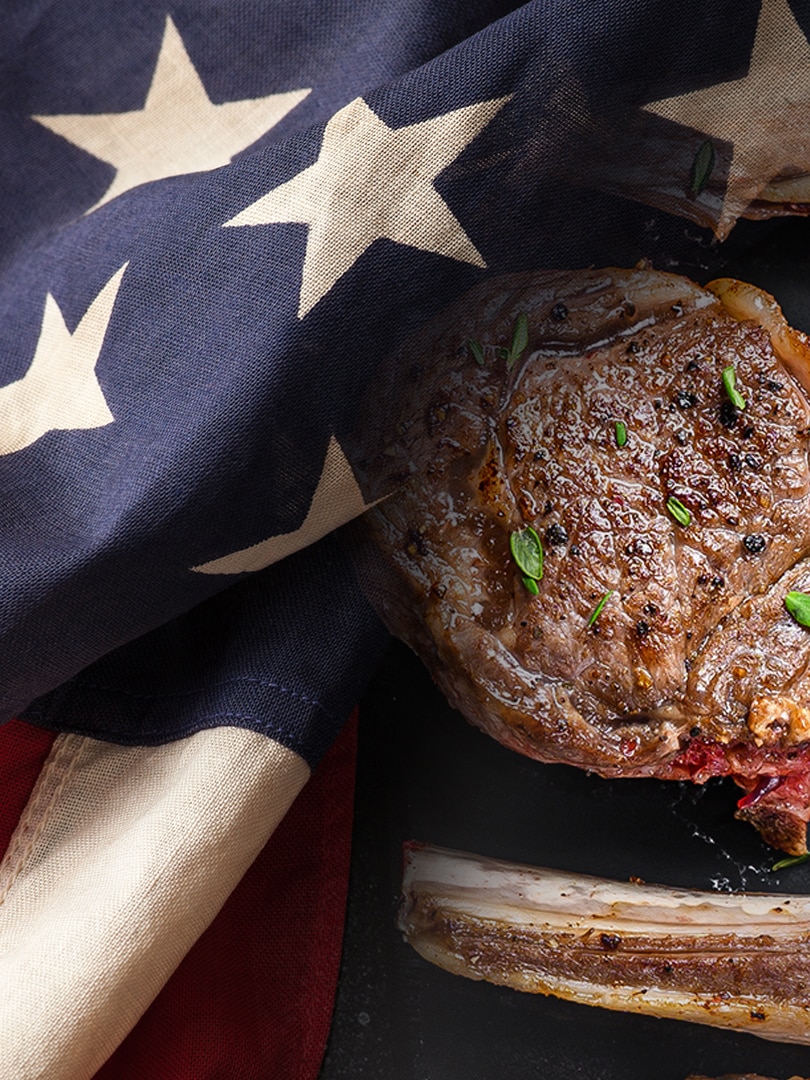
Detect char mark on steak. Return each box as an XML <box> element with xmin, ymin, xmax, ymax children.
<box><xmin>360</xmin><ymin>267</ymin><xmax>810</xmax><ymax>853</ymax></box>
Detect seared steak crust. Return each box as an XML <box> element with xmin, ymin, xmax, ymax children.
<box><xmin>362</xmin><ymin>269</ymin><xmax>810</xmax><ymax>808</ymax></box>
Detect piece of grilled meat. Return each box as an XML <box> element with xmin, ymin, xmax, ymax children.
<box><xmin>362</xmin><ymin>267</ymin><xmax>810</xmax><ymax>853</ymax></box>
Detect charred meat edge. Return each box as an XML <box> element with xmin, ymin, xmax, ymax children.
<box><xmin>399</xmin><ymin>842</ymin><xmax>810</xmax><ymax>1046</ymax></box>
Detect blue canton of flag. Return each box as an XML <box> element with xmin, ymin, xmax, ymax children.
<box><xmin>0</xmin><ymin>0</ymin><xmax>809</xmax><ymax>1075</ymax></box>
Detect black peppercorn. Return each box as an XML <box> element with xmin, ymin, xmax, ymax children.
<box><xmin>545</xmin><ymin>523</ymin><xmax>569</xmax><ymax>546</ymax></box>
<box><xmin>719</xmin><ymin>401</ymin><xmax>738</xmax><ymax>428</ymax></box>
<box><xmin>550</xmin><ymin>302</ymin><xmax>568</xmax><ymax>321</ymax></box>
<box><xmin>743</xmin><ymin>534</ymin><xmax>766</xmax><ymax>554</ymax></box>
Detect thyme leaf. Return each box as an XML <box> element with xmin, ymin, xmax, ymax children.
<box><xmin>588</xmin><ymin>590</ymin><xmax>613</xmax><ymax>628</ymax></box>
<box><xmin>722</xmin><ymin>365</ymin><xmax>746</xmax><ymax>410</ymax></box>
<box><xmin>507</xmin><ymin>313</ymin><xmax>529</xmax><ymax>370</ymax></box>
<box><xmin>468</xmin><ymin>339</ymin><xmax>485</xmax><ymax>366</ymax></box>
<box><xmin>689</xmin><ymin>140</ymin><xmax>715</xmax><ymax>196</ymax></box>
<box><xmin>666</xmin><ymin>496</ymin><xmax>691</xmax><ymax>527</ymax></box>
<box><xmin>785</xmin><ymin>591</ymin><xmax>810</xmax><ymax>628</ymax></box>
<box><xmin>510</xmin><ymin>526</ymin><xmax>544</xmax><ymax>581</ymax></box>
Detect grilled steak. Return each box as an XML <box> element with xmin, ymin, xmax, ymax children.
<box><xmin>361</xmin><ymin>267</ymin><xmax>810</xmax><ymax>853</ymax></box>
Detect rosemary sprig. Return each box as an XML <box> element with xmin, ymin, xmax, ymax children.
<box><xmin>772</xmin><ymin>853</ymin><xmax>810</xmax><ymax>872</ymax></box>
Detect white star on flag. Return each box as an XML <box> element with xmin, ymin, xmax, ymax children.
<box><xmin>192</xmin><ymin>436</ymin><xmax>381</xmax><ymax>575</ymax></box>
<box><xmin>225</xmin><ymin>94</ymin><xmax>510</xmax><ymax>318</ymax></box>
<box><xmin>32</xmin><ymin>16</ymin><xmax>310</xmax><ymax>213</ymax></box>
<box><xmin>0</xmin><ymin>264</ymin><xmax>127</xmax><ymax>455</ymax></box>
<box><xmin>643</xmin><ymin>0</ymin><xmax>810</xmax><ymax>237</ymax></box>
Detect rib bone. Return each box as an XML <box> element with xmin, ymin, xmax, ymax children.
<box><xmin>399</xmin><ymin>842</ymin><xmax>810</xmax><ymax>1045</ymax></box>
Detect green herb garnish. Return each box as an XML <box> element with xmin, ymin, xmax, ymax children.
<box><xmin>615</xmin><ymin>421</ymin><xmax>627</xmax><ymax>448</ymax></box>
<box><xmin>468</xmin><ymin>339</ymin><xmax>485</xmax><ymax>367</ymax></box>
<box><xmin>666</xmin><ymin>496</ymin><xmax>691</xmax><ymax>527</ymax></box>
<box><xmin>785</xmin><ymin>591</ymin><xmax>810</xmax><ymax>627</ymax></box>
<box><xmin>689</xmin><ymin>139</ymin><xmax>715</xmax><ymax>197</ymax></box>
<box><xmin>772</xmin><ymin>852</ymin><xmax>810</xmax><ymax>871</ymax></box>
<box><xmin>522</xmin><ymin>575</ymin><xmax>540</xmax><ymax>596</ymax></box>
<box><xmin>722</xmin><ymin>365</ymin><xmax>746</xmax><ymax>410</ymax></box>
<box><xmin>506</xmin><ymin>313</ymin><xmax>529</xmax><ymax>370</ymax></box>
<box><xmin>510</xmin><ymin>526</ymin><xmax>544</xmax><ymax>582</ymax></box>
<box><xmin>588</xmin><ymin>590</ymin><xmax>613</xmax><ymax>627</ymax></box>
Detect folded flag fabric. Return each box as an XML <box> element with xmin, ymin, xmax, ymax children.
<box><xmin>0</xmin><ymin>713</ymin><xmax>356</xmax><ymax>1080</ymax></box>
<box><xmin>93</xmin><ymin>715</ymin><xmax>358</xmax><ymax>1080</ymax></box>
<box><xmin>0</xmin><ymin>0</ymin><xmax>809</xmax><ymax>1075</ymax></box>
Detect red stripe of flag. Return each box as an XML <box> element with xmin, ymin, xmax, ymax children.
<box><xmin>93</xmin><ymin>713</ymin><xmax>358</xmax><ymax>1080</ymax></box>
<box><xmin>0</xmin><ymin>719</ymin><xmax>57</xmax><ymax>857</ymax></box>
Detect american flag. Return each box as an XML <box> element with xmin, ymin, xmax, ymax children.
<box><xmin>0</xmin><ymin>1</ymin><xmax>808</xmax><ymax>1076</ymax></box>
